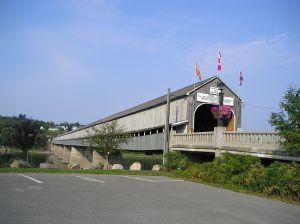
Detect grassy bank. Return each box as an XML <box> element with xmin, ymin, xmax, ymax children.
<box><xmin>163</xmin><ymin>151</ymin><xmax>300</xmax><ymax>204</ymax></box>
<box><xmin>0</xmin><ymin>167</ymin><xmax>164</xmax><ymax>176</ymax></box>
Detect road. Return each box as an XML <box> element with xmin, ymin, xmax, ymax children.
<box><xmin>0</xmin><ymin>173</ymin><xmax>299</xmax><ymax>224</ymax></box>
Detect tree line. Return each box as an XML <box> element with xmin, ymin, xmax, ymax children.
<box><xmin>0</xmin><ymin>114</ymin><xmax>81</xmax><ymax>153</ymax></box>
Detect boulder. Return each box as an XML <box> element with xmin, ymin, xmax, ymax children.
<box><xmin>10</xmin><ymin>160</ymin><xmax>31</xmax><ymax>168</ymax></box>
<box><xmin>112</xmin><ymin>164</ymin><xmax>124</xmax><ymax>170</ymax></box>
<box><xmin>40</xmin><ymin>163</ymin><xmax>55</xmax><ymax>169</ymax></box>
<box><xmin>152</xmin><ymin>164</ymin><xmax>161</xmax><ymax>171</ymax></box>
<box><xmin>130</xmin><ymin>162</ymin><xmax>142</xmax><ymax>171</ymax></box>
<box><xmin>68</xmin><ymin>163</ymin><xmax>80</xmax><ymax>169</ymax></box>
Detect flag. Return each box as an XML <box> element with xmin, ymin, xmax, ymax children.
<box><xmin>239</xmin><ymin>70</ymin><xmax>243</xmax><ymax>86</ymax></box>
<box><xmin>217</xmin><ymin>51</ymin><xmax>221</xmax><ymax>72</ymax></box>
<box><xmin>195</xmin><ymin>62</ymin><xmax>201</xmax><ymax>80</ymax></box>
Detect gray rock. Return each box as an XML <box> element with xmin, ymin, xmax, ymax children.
<box><xmin>68</xmin><ymin>163</ymin><xmax>80</xmax><ymax>169</ymax></box>
<box><xmin>130</xmin><ymin>162</ymin><xmax>141</xmax><ymax>171</ymax></box>
<box><xmin>112</xmin><ymin>164</ymin><xmax>124</xmax><ymax>170</ymax></box>
<box><xmin>10</xmin><ymin>160</ymin><xmax>31</xmax><ymax>168</ymax></box>
<box><xmin>40</xmin><ymin>163</ymin><xmax>55</xmax><ymax>169</ymax></box>
<box><xmin>152</xmin><ymin>164</ymin><xmax>161</xmax><ymax>171</ymax></box>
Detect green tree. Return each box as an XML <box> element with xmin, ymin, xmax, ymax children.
<box><xmin>13</xmin><ymin>119</ymin><xmax>40</xmax><ymax>153</ymax></box>
<box><xmin>33</xmin><ymin>132</ymin><xmax>48</xmax><ymax>148</ymax></box>
<box><xmin>87</xmin><ymin>120</ymin><xmax>129</xmax><ymax>155</ymax></box>
<box><xmin>0</xmin><ymin>127</ymin><xmax>15</xmax><ymax>146</ymax></box>
<box><xmin>269</xmin><ymin>85</ymin><xmax>300</xmax><ymax>152</ymax></box>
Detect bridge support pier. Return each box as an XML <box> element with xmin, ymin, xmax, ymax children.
<box><xmin>92</xmin><ymin>151</ymin><xmax>110</xmax><ymax>169</ymax></box>
<box><xmin>62</xmin><ymin>146</ymin><xmax>71</xmax><ymax>165</ymax></box>
<box><xmin>215</xmin><ymin>149</ymin><xmax>222</xmax><ymax>157</ymax></box>
<box><xmin>69</xmin><ymin>146</ymin><xmax>93</xmax><ymax>169</ymax></box>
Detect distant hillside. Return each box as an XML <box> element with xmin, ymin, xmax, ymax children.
<box><xmin>0</xmin><ymin>114</ymin><xmax>82</xmax><ymax>150</ymax></box>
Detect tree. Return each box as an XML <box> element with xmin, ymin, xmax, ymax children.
<box><xmin>33</xmin><ymin>132</ymin><xmax>48</xmax><ymax>148</ymax></box>
<box><xmin>0</xmin><ymin>114</ymin><xmax>82</xmax><ymax>150</ymax></box>
<box><xmin>0</xmin><ymin>127</ymin><xmax>15</xmax><ymax>146</ymax></box>
<box><xmin>87</xmin><ymin>121</ymin><xmax>129</xmax><ymax>155</ymax></box>
<box><xmin>13</xmin><ymin>119</ymin><xmax>40</xmax><ymax>153</ymax></box>
<box><xmin>269</xmin><ymin>85</ymin><xmax>300</xmax><ymax>152</ymax></box>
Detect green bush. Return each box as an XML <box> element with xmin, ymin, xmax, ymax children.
<box><xmin>199</xmin><ymin>153</ymin><xmax>263</xmax><ymax>186</ymax></box>
<box><xmin>163</xmin><ymin>151</ymin><xmax>189</xmax><ymax>171</ymax></box>
<box><xmin>172</xmin><ymin>153</ymin><xmax>300</xmax><ymax>201</ymax></box>
<box><xmin>183</xmin><ymin>163</ymin><xmax>205</xmax><ymax>179</ymax></box>
<box><xmin>264</xmin><ymin>161</ymin><xmax>300</xmax><ymax>198</ymax></box>
<box><xmin>231</xmin><ymin>163</ymin><xmax>266</xmax><ymax>192</ymax></box>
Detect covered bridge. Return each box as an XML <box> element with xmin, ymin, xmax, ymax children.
<box><xmin>53</xmin><ymin>76</ymin><xmax>242</xmax><ymax>151</ymax></box>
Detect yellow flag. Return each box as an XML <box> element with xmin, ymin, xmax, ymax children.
<box><xmin>196</xmin><ymin>62</ymin><xmax>201</xmax><ymax>80</ymax></box>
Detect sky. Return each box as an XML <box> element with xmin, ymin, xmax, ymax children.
<box><xmin>0</xmin><ymin>0</ymin><xmax>299</xmax><ymax>130</ymax></box>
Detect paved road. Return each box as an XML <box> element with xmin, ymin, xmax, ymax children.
<box><xmin>0</xmin><ymin>173</ymin><xmax>299</xmax><ymax>224</ymax></box>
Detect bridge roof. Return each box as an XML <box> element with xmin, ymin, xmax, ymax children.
<box><xmin>52</xmin><ymin>139</ymin><xmax>89</xmax><ymax>147</ymax></box>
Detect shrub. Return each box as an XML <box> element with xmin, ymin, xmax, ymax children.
<box><xmin>231</xmin><ymin>163</ymin><xmax>266</xmax><ymax>192</ymax></box>
<box><xmin>264</xmin><ymin>161</ymin><xmax>300</xmax><ymax>199</ymax></box>
<box><xmin>202</xmin><ymin>153</ymin><xmax>262</xmax><ymax>185</ymax></box>
<box><xmin>183</xmin><ymin>163</ymin><xmax>205</xmax><ymax>179</ymax></box>
<box><xmin>164</xmin><ymin>151</ymin><xmax>300</xmax><ymax>200</ymax></box>
<box><xmin>163</xmin><ymin>151</ymin><xmax>189</xmax><ymax>171</ymax></box>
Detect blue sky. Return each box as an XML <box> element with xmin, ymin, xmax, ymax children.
<box><xmin>0</xmin><ymin>0</ymin><xmax>299</xmax><ymax>130</ymax></box>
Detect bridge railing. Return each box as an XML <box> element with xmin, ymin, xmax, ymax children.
<box><xmin>222</xmin><ymin>131</ymin><xmax>281</xmax><ymax>150</ymax></box>
<box><xmin>171</xmin><ymin>132</ymin><xmax>214</xmax><ymax>148</ymax></box>
<box><xmin>170</xmin><ymin>127</ymin><xmax>283</xmax><ymax>153</ymax></box>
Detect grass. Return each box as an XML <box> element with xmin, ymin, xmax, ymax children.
<box><xmin>164</xmin><ymin>171</ymin><xmax>300</xmax><ymax>205</ymax></box>
<box><xmin>122</xmin><ymin>151</ymin><xmax>163</xmax><ymax>170</ymax></box>
<box><xmin>0</xmin><ymin>167</ymin><xmax>165</xmax><ymax>176</ymax></box>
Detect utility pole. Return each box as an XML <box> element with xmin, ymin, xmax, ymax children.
<box><xmin>163</xmin><ymin>88</ymin><xmax>171</xmax><ymax>164</ymax></box>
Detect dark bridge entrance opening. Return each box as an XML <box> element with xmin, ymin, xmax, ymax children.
<box><xmin>194</xmin><ymin>104</ymin><xmax>217</xmax><ymax>132</ymax></box>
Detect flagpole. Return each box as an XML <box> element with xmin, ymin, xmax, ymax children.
<box><xmin>238</xmin><ymin>69</ymin><xmax>243</xmax><ymax>99</ymax></box>
<box><xmin>193</xmin><ymin>63</ymin><xmax>196</xmax><ymax>133</ymax></box>
<box><xmin>217</xmin><ymin>50</ymin><xmax>221</xmax><ymax>78</ymax></box>
<box><xmin>217</xmin><ymin>50</ymin><xmax>222</xmax><ymax>126</ymax></box>
<box><xmin>239</xmin><ymin>70</ymin><xmax>241</xmax><ymax>98</ymax></box>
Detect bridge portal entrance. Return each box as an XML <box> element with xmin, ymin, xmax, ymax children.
<box><xmin>194</xmin><ymin>104</ymin><xmax>235</xmax><ymax>132</ymax></box>
<box><xmin>194</xmin><ymin>104</ymin><xmax>217</xmax><ymax>132</ymax></box>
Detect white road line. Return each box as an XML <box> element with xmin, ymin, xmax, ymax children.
<box><xmin>154</xmin><ymin>179</ymin><xmax>185</xmax><ymax>182</ymax></box>
<box><xmin>123</xmin><ymin>176</ymin><xmax>157</xmax><ymax>182</ymax></box>
<box><xmin>123</xmin><ymin>176</ymin><xmax>184</xmax><ymax>183</ymax></box>
<box><xmin>18</xmin><ymin>174</ymin><xmax>43</xmax><ymax>184</ymax></box>
<box><xmin>75</xmin><ymin>176</ymin><xmax>104</xmax><ymax>183</ymax></box>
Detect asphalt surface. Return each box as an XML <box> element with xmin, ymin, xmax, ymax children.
<box><xmin>0</xmin><ymin>173</ymin><xmax>299</xmax><ymax>224</ymax></box>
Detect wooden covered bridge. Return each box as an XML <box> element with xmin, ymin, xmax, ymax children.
<box><xmin>51</xmin><ymin>76</ymin><xmax>299</xmax><ymax>168</ymax></box>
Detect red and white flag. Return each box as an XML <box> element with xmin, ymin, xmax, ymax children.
<box><xmin>239</xmin><ymin>70</ymin><xmax>243</xmax><ymax>86</ymax></box>
<box><xmin>195</xmin><ymin>62</ymin><xmax>201</xmax><ymax>80</ymax></box>
<box><xmin>217</xmin><ymin>51</ymin><xmax>221</xmax><ymax>72</ymax></box>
